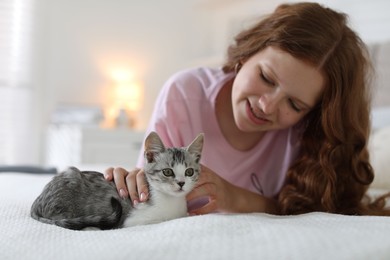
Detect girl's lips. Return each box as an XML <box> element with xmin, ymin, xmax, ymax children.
<box><xmin>246</xmin><ymin>100</ymin><xmax>270</xmax><ymax>125</ymax></box>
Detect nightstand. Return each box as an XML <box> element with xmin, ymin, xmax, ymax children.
<box><xmin>45</xmin><ymin>125</ymin><xmax>145</xmax><ymax>170</ymax></box>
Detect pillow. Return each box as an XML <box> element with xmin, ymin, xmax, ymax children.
<box><xmin>369</xmin><ymin>126</ymin><xmax>390</xmax><ymax>189</ymax></box>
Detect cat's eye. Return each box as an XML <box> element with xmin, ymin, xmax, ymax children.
<box><xmin>185</xmin><ymin>168</ymin><xmax>194</xmax><ymax>177</ymax></box>
<box><xmin>162</xmin><ymin>168</ymin><xmax>174</xmax><ymax>177</ymax></box>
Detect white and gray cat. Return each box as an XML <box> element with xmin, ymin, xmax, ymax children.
<box><xmin>30</xmin><ymin>131</ymin><xmax>204</xmax><ymax>230</ymax></box>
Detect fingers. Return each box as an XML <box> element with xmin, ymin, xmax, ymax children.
<box><xmin>189</xmin><ymin>200</ymin><xmax>217</xmax><ymax>215</ymax></box>
<box><xmin>186</xmin><ymin>183</ymin><xmax>216</xmax><ymax>202</ymax></box>
<box><xmin>187</xmin><ymin>165</ymin><xmax>230</xmax><ymax>215</ymax></box>
<box><xmin>105</xmin><ymin>167</ymin><xmax>150</xmax><ymax>206</ymax></box>
<box><xmin>125</xmin><ymin>168</ymin><xmax>148</xmax><ymax>205</ymax></box>
<box><xmin>125</xmin><ymin>169</ymin><xmax>138</xmax><ymax>203</ymax></box>
<box><xmin>103</xmin><ymin>167</ymin><xmax>114</xmax><ymax>181</ymax></box>
<box><xmin>136</xmin><ymin>170</ymin><xmax>149</xmax><ymax>202</ymax></box>
<box><xmin>187</xmin><ymin>183</ymin><xmax>218</xmax><ymax>216</ymax></box>
<box><xmin>112</xmin><ymin>167</ymin><xmax>130</xmax><ymax>198</ymax></box>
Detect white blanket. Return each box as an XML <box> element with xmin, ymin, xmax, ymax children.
<box><xmin>1</xmin><ymin>173</ymin><xmax>390</xmax><ymax>260</ymax></box>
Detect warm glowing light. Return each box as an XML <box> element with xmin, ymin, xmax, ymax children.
<box><xmin>114</xmin><ymin>81</ymin><xmax>143</xmax><ymax>111</ymax></box>
<box><xmin>110</xmin><ymin>69</ymin><xmax>135</xmax><ymax>83</ymax></box>
<box><xmin>104</xmin><ymin>68</ymin><xmax>144</xmax><ymax>128</ymax></box>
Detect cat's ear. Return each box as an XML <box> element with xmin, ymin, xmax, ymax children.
<box><xmin>144</xmin><ymin>131</ymin><xmax>166</xmax><ymax>163</ymax></box>
<box><xmin>186</xmin><ymin>133</ymin><xmax>204</xmax><ymax>163</ymax></box>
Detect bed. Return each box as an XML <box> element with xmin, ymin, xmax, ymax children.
<box><xmin>1</xmin><ymin>120</ymin><xmax>390</xmax><ymax>260</ymax></box>
<box><xmin>1</xmin><ymin>174</ymin><xmax>390</xmax><ymax>260</ymax></box>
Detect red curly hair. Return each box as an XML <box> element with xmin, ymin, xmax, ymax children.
<box><xmin>223</xmin><ymin>2</ymin><xmax>390</xmax><ymax>215</ymax></box>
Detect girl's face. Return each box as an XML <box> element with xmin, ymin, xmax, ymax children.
<box><xmin>231</xmin><ymin>46</ymin><xmax>324</xmax><ymax>132</ymax></box>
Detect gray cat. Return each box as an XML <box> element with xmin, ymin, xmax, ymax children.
<box><xmin>30</xmin><ymin>131</ymin><xmax>204</xmax><ymax>230</ymax></box>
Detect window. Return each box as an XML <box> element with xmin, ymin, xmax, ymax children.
<box><xmin>0</xmin><ymin>0</ymin><xmax>37</xmax><ymax>164</ymax></box>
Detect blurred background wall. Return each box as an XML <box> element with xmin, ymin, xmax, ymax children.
<box><xmin>1</xmin><ymin>0</ymin><xmax>390</xmax><ymax>165</ymax></box>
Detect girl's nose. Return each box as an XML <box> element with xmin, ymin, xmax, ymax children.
<box><xmin>258</xmin><ymin>92</ymin><xmax>282</xmax><ymax>115</ymax></box>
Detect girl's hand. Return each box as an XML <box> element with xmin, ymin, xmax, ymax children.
<box><xmin>186</xmin><ymin>165</ymin><xmax>278</xmax><ymax>215</ymax></box>
<box><xmin>186</xmin><ymin>165</ymin><xmax>233</xmax><ymax>215</ymax></box>
<box><xmin>104</xmin><ymin>167</ymin><xmax>149</xmax><ymax>206</ymax></box>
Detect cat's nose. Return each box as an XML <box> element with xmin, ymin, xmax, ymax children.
<box><xmin>177</xmin><ymin>182</ymin><xmax>185</xmax><ymax>188</ymax></box>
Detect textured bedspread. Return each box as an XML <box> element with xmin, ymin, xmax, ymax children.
<box><xmin>1</xmin><ymin>173</ymin><xmax>390</xmax><ymax>260</ymax></box>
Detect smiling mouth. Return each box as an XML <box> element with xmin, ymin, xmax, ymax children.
<box><xmin>246</xmin><ymin>100</ymin><xmax>270</xmax><ymax>124</ymax></box>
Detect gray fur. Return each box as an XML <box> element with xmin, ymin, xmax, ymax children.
<box><xmin>30</xmin><ymin>131</ymin><xmax>204</xmax><ymax>230</ymax></box>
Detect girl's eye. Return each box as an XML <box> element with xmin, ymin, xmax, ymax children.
<box><xmin>288</xmin><ymin>99</ymin><xmax>302</xmax><ymax>112</ymax></box>
<box><xmin>185</xmin><ymin>168</ymin><xmax>194</xmax><ymax>177</ymax></box>
<box><xmin>162</xmin><ymin>168</ymin><xmax>174</xmax><ymax>177</ymax></box>
<box><xmin>260</xmin><ymin>71</ymin><xmax>275</xmax><ymax>86</ymax></box>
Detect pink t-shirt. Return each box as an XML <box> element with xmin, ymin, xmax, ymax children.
<box><xmin>137</xmin><ymin>67</ymin><xmax>302</xmax><ymax>197</ymax></box>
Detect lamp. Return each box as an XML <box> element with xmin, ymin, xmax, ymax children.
<box><xmin>106</xmin><ymin>69</ymin><xmax>144</xmax><ymax>128</ymax></box>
